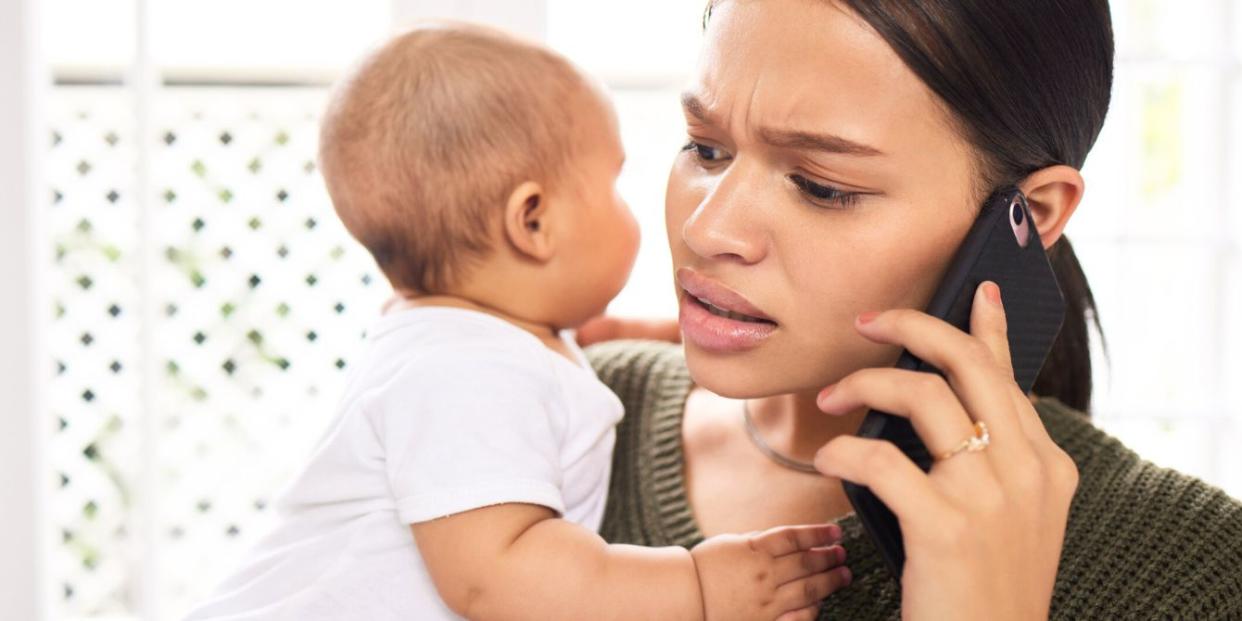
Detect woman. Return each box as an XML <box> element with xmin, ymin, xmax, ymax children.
<box><xmin>582</xmin><ymin>0</ymin><xmax>1242</xmax><ymax>618</ymax></box>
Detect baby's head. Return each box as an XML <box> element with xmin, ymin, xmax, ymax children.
<box><xmin>320</xmin><ymin>23</ymin><xmax>639</xmax><ymax>330</ymax></box>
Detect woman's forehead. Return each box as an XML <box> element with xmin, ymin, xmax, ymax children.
<box><xmin>690</xmin><ymin>0</ymin><xmax>951</xmax><ymax>155</ymax></box>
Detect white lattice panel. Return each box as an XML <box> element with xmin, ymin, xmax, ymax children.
<box><xmin>47</xmin><ymin>87</ymin><xmax>144</xmax><ymax>617</ymax></box>
<box><xmin>48</xmin><ymin>85</ymin><xmax>391</xmax><ymax>620</ymax></box>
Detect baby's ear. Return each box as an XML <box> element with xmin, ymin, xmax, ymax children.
<box><xmin>503</xmin><ymin>181</ymin><xmax>555</xmax><ymax>262</ymax></box>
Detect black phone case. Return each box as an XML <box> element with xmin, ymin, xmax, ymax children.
<box><xmin>841</xmin><ymin>187</ymin><xmax>1066</xmax><ymax>581</ymax></box>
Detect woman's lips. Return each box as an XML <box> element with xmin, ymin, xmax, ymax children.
<box><xmin>676</xmin><ymin>268</ymin><xmax>778</xmax><ymax>353</ymax></box>
<box><xmin>677</xmin><ymin>268</ymin><xmax>774</xmax><ymax>321</ymax></box>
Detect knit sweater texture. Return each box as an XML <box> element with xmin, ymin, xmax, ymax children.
<box><xmin>586</xmin><ymin>340</ymin><xmax>1242</xmax><ymax>620</ymax></box>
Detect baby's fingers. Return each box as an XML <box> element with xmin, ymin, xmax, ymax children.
<box><xmin>751</xmin><ymin>523</ymin><xmax>842</xmax><ymax>557</ymax></box>
<box><xmin>774</xmin><ymin>605</ymin><xmax>820</xmax><ymax>621</ymax></box>
<box><xmin>772</xmin><ymin>545</ymin><xmax>846</xmax><ymax>584</ymax></box>
<box><xmin>773</xmin><ymin>566</ymin><xmax>853</xmax><ymax>615</ymax></box>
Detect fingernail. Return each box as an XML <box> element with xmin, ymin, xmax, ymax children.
<box><xmin>837</xmin><ymin>546</ymin><xmax>847</xmax><ymax>564</ymax></box>
<box><xmin>818</xmin><ymin>384</ymin><xmax>836</xmax><ymax>404</ymax></box>
<box><xmin>984</xmin><ymin>282</ymin><xmax>1002</xmax><ymax>306</ymax></box>
<box><xmin>838</xmin><ymin>566</ymin><xmax>853</xmax><ymax>585</ymax></box>
<box><xmin>856</xmin><ymin>311</ymin><xmax>880</xmax><ymax>325</ymax></box>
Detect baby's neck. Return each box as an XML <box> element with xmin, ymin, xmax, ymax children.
<box><xmin>386</xmin><ymin>294</ymin><xmax>578</xmax><ymax>364</ymax></box>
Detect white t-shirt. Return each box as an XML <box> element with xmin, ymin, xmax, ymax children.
<box><xmin>185</xmin><ymin>307</ymin><xmax>625</xmax><ymax>620</ymax></box>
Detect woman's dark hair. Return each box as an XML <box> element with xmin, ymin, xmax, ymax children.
<box><xmin>705</xmin><ymin>0</ymin><xmax>1113</xmax><ymax>413</ymax></box>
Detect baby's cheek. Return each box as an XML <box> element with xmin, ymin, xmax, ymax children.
<box><xmin>625</xmin><ymin>215</ymin><xmax>642</xmax><ymax>263</ymax></box>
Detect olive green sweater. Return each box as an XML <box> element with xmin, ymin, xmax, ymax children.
<box><xmin>587</xmin><ymin>340</ymin><xmax>1242</xmax><ymax>620</ymax></box>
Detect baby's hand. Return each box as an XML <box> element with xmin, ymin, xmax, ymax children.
<box><xmin>690</xmin><ymin>523</ymin><xmax>850</xmax><ymax>621</ymax></box>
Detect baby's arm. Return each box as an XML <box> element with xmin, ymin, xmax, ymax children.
<box><xmin>412</xmin><ymin>503</ymin><xmax>846</xmax><ymax>621</ymax></box>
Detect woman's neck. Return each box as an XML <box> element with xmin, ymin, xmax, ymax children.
<box><xmin>746</xmin><ymin>386</ymin><xmax>1045</xmax><ymax>465</ymax></box>
<box><xmin>746</xmin><ymin>391</ymin><xmax>868</xmax><ymax>466</ymax></box>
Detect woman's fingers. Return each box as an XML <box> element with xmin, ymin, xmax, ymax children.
<box><xmin>814</xmin><ymin>435</ymin><xmax>952</xmax><ymax>528</ymax></box>
<box><xmin>968</xmin><ymin>282</ymin><xmax>1064</xmax><ymax>453</ymax></box>
<box><xmin>971</xmin><ymin>281</ymin><xmax>1014</xmax><ymax>378</ymax></box>
<box><xmin>851</xmin><ymin>285</ymin><xmax>1030</xmax><ymax>456</ymax></box>
<box><xmin>817</xmin><ymin>367</ymin><xmax>976</xmax><ymax>459</ymax></box>
<box><xmin>810</xmin><ymin>284</ymin><xmax>1078</xmax><ymax>620</ymax></box>
<box><xmin>1012</xmin><ymin>389</ymin><xmax>1058</xmax><ymax>450</ymax></box>
<box><xmin>970</xmin><ymin>282</ymin><xmax>1058</xmax><ymax>446</ymax></box>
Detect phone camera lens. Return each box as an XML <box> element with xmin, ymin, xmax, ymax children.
<box><xmin>1008</xmin><ymin>194</ymin><xmax>1031</xmax><ymax>248</ymax></box>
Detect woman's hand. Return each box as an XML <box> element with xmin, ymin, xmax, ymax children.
<box><xmin>813</xmin><ymin>281</ymin><xmax>1078</xmax><ymax>621</ymax></box>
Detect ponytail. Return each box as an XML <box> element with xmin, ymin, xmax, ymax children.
<box><xmin>1032</xmin><ymin>235</ymin><xmax>1106</xmax><ymax>413</ymax></box>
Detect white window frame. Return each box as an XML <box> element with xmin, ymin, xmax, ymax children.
<box><xmin>0</xmin><ymin>0</ymin><xmax>50</xmax><ymax>618</ymax></box>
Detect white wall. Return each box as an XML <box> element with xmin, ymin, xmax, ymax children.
<box><xmin>390</xmin><ymin>0</ymin><xmax>547</xmax><ymax>40</ymax></box>
<box><xmin>0</xmin><ymin>0</ymin><xmax>49</xmax><ymax>619</ymax></box>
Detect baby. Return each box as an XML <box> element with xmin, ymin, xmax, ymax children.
<box><xmin>186</xmin><ymin>23</ymin><xmax>848</xmax><ymax>621</ymax></box>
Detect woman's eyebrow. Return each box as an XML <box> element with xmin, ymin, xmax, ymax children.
<box><xmin>758</xmin><ymin>127</ymin><xmax>885</xmax><ymax>157</ymax></box>
<box><xmin>680</xmin><ymin>91</ymin><xmax>885</xmax><ymax>157</ymax></box>
<box><xmin>680</xmin><ymin>92</ymin><xmax>716</xmax><ymax>124</ymax></box>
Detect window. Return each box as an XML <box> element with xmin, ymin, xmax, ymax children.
<box><xmin>44</xmin><ymin>2</ymin><xmax>392</xmax><ymax>619</ymax></box>
<box><xmin>1068</xmin><ymin>0</ymin><xmax>1240</xmax><ymax>493</ymax></box>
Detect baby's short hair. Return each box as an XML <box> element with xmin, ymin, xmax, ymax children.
<box><xmin>319</xmin><ymin>23</ymin><xmax>592</xmax><ymax>294</ymax></box>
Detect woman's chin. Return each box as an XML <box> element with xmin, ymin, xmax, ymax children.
<box><xmin>682</xmin><ymin>344</ymin><xmax>810</xmax><ymax>399</ymax></box>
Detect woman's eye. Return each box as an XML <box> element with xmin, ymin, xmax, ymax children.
<box><xmin>681</xmin><ymin>140</ymin><xmax>730</xmax><ymax>164</ymax></box>
<box><xmin>789</xmin><ymin>174</ymin><xmax>861</xmax><ymax>209</ymax></box>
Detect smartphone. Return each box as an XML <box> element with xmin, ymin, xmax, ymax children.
<box><xmin>841</xmin><ymin>186</ymin><xmax>1067</xmax><ymax>581</ymax></box>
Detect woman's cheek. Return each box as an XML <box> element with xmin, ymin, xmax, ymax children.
<box><xmin>844</xmin><ymin>204</ymin><xmax>967</xmax><ymax>312</ymax></box>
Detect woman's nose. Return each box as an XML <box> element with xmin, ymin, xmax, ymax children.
<box><xmin>680</xmin><ymin>165</ymin><xmax>767</xmax><ymax>265</ymax></box>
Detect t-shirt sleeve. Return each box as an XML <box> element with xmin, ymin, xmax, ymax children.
<box><xmin>373</xmin><ymin>348</ymin><xmax>566</xmax><ymax>524</ymax></box>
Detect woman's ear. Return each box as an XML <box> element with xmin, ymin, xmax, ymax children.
<box><xmin>503</xmin><ymin>181</ymin><xmax>556</xmax><ymax>262</ymax></box>
<box><xmin>1017</xmin><ymin>165</ymin><xmax>1084</xmax><ymax>249</ymax></box>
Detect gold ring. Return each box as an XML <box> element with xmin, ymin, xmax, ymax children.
<box><xmin>936</xmin><ymin>421</ymin><xmax>990</xmax><ymax>462</ymax></box>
